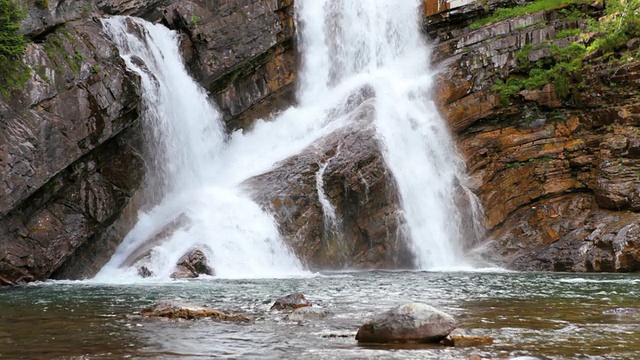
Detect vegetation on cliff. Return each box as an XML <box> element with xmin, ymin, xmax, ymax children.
<box><xmin>0</xmin><ymin>0</ymin><xmax>28</xmax><ymax>97</ymax></box>
<box><xmin>490</xmin><ymin>0</ymin><xmax>640</xmax><ymax>105</ymax></box>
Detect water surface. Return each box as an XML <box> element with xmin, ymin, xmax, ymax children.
<box><xmin>1</xmin><ymin>271</ymin><xmax>639</xmax><ymax>359</ymax></box>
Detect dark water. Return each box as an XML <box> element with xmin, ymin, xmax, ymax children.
<box><xmin>1</xmin><ymin>271</ymin><xmax>639</xmax><ymax>359</ymax></box>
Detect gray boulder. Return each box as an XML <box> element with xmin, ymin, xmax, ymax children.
<box><xmin>356</xmin><ymin>303</ymin><xmax>456</xmax><ymax>343</ymax></box>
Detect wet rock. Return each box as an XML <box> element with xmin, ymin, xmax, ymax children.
<box><xmin>141</xmin><ymin>302</ymin><xmax>250</xmax><ymax>322</ymax></box>
<box><xmin>441</xmin><ymin>334</ymin><xmax>494</xmax><ymax>347</ymax></box>
<box><xmin>270</xmin><ymin>293</ymin><xmax>312</xmax><ymax>311</ymax></box>
<box><xmin>355</xmin><ymin>303</ymin><xmax>457</xmax><ymax>344</ymax></box>
<box><xmin>287</xmin><ymin>307</ymin><xmax>333</xmax><ymax>321</ymax></box>
<box><xmin>170</xmin><ymin>249</ymin><xmax>214</xmax><ymax>279</ymax></box>
<box><xmin>137</xmin><ymin>266</ymin><xmax>154</xmax><ymax>278</ymax></box>
<box><xmin>245</xmin><ymin>101</ymin><xmax>414</xmax><ymax>270</ymax></box>
<box><xmin>0</xmin><ymin>274</ymin><xmax>15</xmax><ymax>287</ymax></box>
<box><xmin>323</xmin><ymin>333</ymin><xmax>354</xmax><ymax>338</ymax></box>
<box><xmin>603</xmin><ymin>308</ymin><xmax>640</xmax><ymax>315</ymax></box>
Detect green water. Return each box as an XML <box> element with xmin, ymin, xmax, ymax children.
<box><xmin>1</xmin><ymin>271</ymin><xmax>638</xmax><ymax>359</ymax></box>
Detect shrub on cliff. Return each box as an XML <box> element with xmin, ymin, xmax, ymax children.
<box><xmin>0</xmin><ymin>0</ymin><xmax>28</xmax><ymax>97</ymax></box>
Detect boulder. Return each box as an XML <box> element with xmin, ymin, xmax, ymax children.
<box><xmin>170</xmin><ymin>249</ymin><xmax>214</xmax><ymax>279</ymax></box>
<box><xmin>270</xmin><ymin>293</ymin><xmax>312</xmax><ymax>310</ymax></box>
<box><xmin>141</xmin><ymin>302</ymin><xmax>250</xmax><ymax>322</ymax></box>
<box><xmin>286</xmin><ymin>307</ymin><xmax>333</xmax><ymax>321</ymax></box>
<box><xmin>355</xmin><ymin>303</ymin><xmax>457</xmax><ymax>344</ymax></box>
<box><xmin>137</xmin><ymin>266</ymin><xmax>154</xmax><ymax>278</ymax></box>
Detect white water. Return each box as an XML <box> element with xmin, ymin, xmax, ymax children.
<box><xmin>97</xmin><ymin>0</ymin><xmax>482</xmax><ymax>280</ymax></box>
<box><xmin>316</xmin><ymin>158</ymin><xmax>340</xmax><ymax>236</ymax></box>
<box><xmin>96</xmin><ymin>17</ymin><xmax>304</xmax><ymax>280</ymax></box>
<box><xmin>296</xmin><ymin>0</ymin><xmax>475</xmax><ymax>268</ymax></box>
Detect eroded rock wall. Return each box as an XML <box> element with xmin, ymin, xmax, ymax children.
<box><xmin>426</xmin><ymin>0</ymin><xmax>640</xmax><ymax>271</ymax></box>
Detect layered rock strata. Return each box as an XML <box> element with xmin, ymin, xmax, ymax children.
<box><xmin>427</xmin><ymin>0</ymin><xmax>640</xmax><ymax>271</ymax></box>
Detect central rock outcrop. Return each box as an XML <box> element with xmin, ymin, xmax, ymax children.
<box><xmin>244</xmin><ymin>95</ymin><xmax>415</xmax><ymax>270</ymax></box>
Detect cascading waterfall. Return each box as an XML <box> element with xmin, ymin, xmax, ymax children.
<box><xmin>95</xmin><ymin>17</ymin><xmax>304</xmax><ymax>280</ymax></box>
<box><xmin>296</xmin><ymin>0</ymin><xmax>479</xmax><ymax>268</ymax></box>
<box><xmin>96</xmin><ymin>0</ymin><xmax>483</xmax><ymax>280</ymax></box>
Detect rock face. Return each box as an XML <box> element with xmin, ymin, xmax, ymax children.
<box><xmin>141</xmin><ymin>301</ymin><xmax>250</xmax><ymax>321</ymax></box>
<box><xmin>245</xmin><ymin>95</ymin><xmax>414</xmax><ymax>270</ymax></box>
<box><xmin>355</xmin><ymin>303</ymin><xmax>457</xmax><ymax>344</ymax></box>
<box><xmin>161</xmin><ymin>0</ymin><xmax>296</xmax><ymax>131</ymax></box>
<box><xmin>270</xmin><ymin>293</ymin><xmax>312</xmax><ymax>311</ymax></box>
<box><xmin>427</xmin><ymin>0</ymin><xmax>640</xmax><ymax>271</ymax></box>
<box><xmin>0</xmin><ymin>0</ymin><xmax>300</xmax><ymax>283</ymax></box>
<box><xmin>0</xmin><ymin>17</ymin><xmax>143</xmax><ymax>283</ymax></box>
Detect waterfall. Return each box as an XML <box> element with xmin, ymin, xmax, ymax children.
<box><xmin>295</xmin><ymin>0</ymin><xmax>478</xmax><ymax>269</ymax></box>
<box><xmin>96</xmin><ymin>0</ymin><xmax>482</xmax><ymax>280</ymax></box>
<box><xmin>95</xmin><ymin>17</ymin><xmax>304</xmax><ymax>280</ymax></box>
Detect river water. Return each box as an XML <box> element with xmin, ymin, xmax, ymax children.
<box><xmin>1</xmin><ymin>271</ymin><xmax>639</xmax><ymax>359</ymax></box>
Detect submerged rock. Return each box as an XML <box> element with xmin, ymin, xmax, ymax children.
<box><xmin>355</xmin><ymin>303</ymin><xmax>456</xmax><ymax>344</ymax></box>
<box><xmin>141</xmin><ymin>302</ymin><xmax>249</xmax><ymax>322</ymax></box>
<box><xmin>170</xmin><ymin>249</ymin><xmax>214</xmax><ymax>279</ymax></box>
<box><xmin>270</xmin><ymin>293</ymin><xmax>312</xmax><ymax>310</ymax></box>
<box><xmin>441</xmin><ymin>334</ymin><xmax>494</xmax><ymax>347</ymax></box>
<box><xmin>603</xmin><ymin>307</ymin><xmax>640</xmax><ymax>315</ymax></box>
<box><xmin>286</xmin><ymin>307</ymin><xmax>333</xmax><ymax>321</ymax></box>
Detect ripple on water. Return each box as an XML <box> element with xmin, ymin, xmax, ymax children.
<box><xmin>1</xmin><ymin>271</ymin><xmax>639</xmax><ymax>359</ymax></box>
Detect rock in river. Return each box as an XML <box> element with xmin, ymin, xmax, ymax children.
<box><xmin>356</xmin><ymin>303</ymin><xmax>456</xmax><ymax>343</ymax></box>
<box><xmin>286</xmin><ymin>307</ymin><xmax>333</xmax><ymax>321</ymax></box>
<box><xmin>141</xmin><ymin>302</ymin><xmax>250</xmax><ymax>322</ymax></box>
<box><xmin>270</xmin><ymin>293</ymin><xmax>312</xmax><ymax>310</ymax></box>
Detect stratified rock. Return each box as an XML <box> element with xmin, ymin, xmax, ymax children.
<box><xmin>270</xmin><ymin>293</ymin><xmax>312</xmax><ymax>311</ymax></box>
<box><xmin>441</xmin><ymin>334</ymin><xmax>494</xmax><ymax>347</ymax></box>
<box><xmin>170</xmin><ymin>249</ymin><xmax>214</xmax><ymax>279</ymax></box>
<box><xmin>287</xmin><ymin>307</ymin><xmax>333</xmax><ymax>321</ymax></box>
<box><xmin>355</xmin><ymin>303</ymin><xmax>457</xmax><ymax>344</ymax></box>
<box><xmin>141</xmin><ymin>302</ymin><xmax>250</xmax><ymax>322</ymax></box>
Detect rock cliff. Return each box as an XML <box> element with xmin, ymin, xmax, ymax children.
<box><xmin>427</xmin><ymin>0</ymin><xmax>640</xmax><ymax>271</ymax></box>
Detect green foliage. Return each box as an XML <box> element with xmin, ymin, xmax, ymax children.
<box><xmin>470</xmin><ymin>0</ymin><xmax>584</xmax><ymax>29</ymax></box>
<box><xmin>190</xmin><ymin>15</ymin><xmax>201</xmax><ymax>26</ymax></box>
<box><xmin>555</xmin><ymin>27</ymin><xmax>582</xmax><ymax>39</ymax></box>
<box><xmin>587</xmin><ymin>0</ymin><xmax>640</xmax><ymax>53</ymax></box>
<box><xmin>0</xmin><ymin>0</ymin><xmax>28</xmax><ymax>97</ymax></box>
<box><xmin>91</xmin><ymin>65</ymin><xmax>100</xmax><ymax>73</ymax></box>
<box><xmin>0</xmin><ymin>0</ymin><xmax>26</xmax><ymax>63</ymax></box>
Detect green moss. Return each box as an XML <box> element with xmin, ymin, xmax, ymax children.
<box><xmin>91</xmin><ymin>65</ymin><xmax>100</xmax><ymax>73</ymax></box>
<box><xmin>0</xmin><ymin>0</ymin><xmax>29</xmax><ymax>98</ymax></box>
<box><xmin>555</xmin><ymin>27</ymin><xmax>582</xmax><ymax>39</ymax></box>
<box><xmin>470</xmin><ymin>0</ymin><xmax>585</xmax><ymax>29</ymax></box>
<box><xmin>190</xmin><ymin>15</ymin><xmax>201</xmax><ymax>26</ymax></box>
